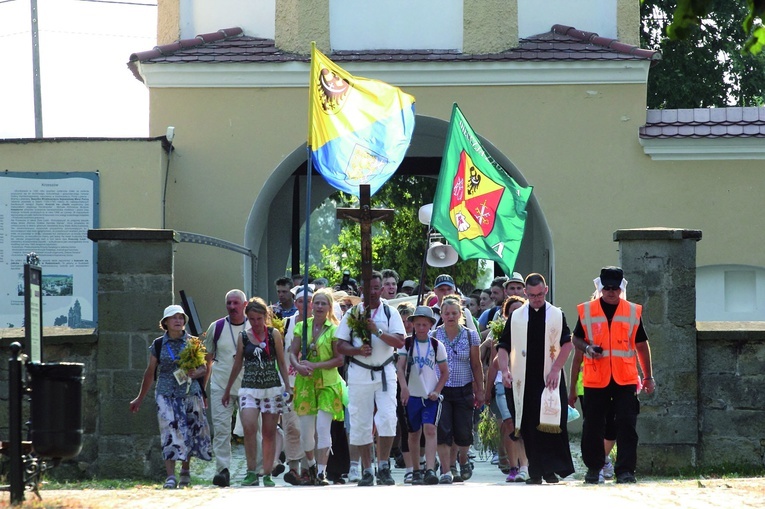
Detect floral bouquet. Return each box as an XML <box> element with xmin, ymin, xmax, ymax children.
<box><xmin>271</xmin><ymin>316</ymin><xmax>285</xmax><ymax>335</ymax></box>
<box><xmin>178</xmin><ymin>336</ymin><xmax>207</xmax><ymax>392</ymax></box>
<box><xmin>346</xmin><ymin>305</ymin><xmax>372</xmax><ymax>345</ymax></box>
<box><xmin>488</xmin><ymin>316</ymin><xmax>506</xmax><ymax>342</ymax></box>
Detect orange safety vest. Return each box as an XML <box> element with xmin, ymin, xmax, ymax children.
<box><xmin>577</xmin><ymin>298</ymin><xmax>642</xmax><ymax>388</ymax></box>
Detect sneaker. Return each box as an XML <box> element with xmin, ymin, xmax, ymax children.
<box><xmin>358</xmin><ymin>471</ymin><xmax>375</xmax><ymax>486</ymax></box>
<box><xmin>377</xmin><ymin>466</ymin><xmax>395</xmax><ymax>486</ymax></box>
<box><xmin>584</xmin><ymin>469</ymin><xmax>600</xmax><ymax>485</ymax></box>
<box><xmin>424</xmin><ymin>469</ymin><xmax>439</xmax><ymax>485</ymax></box>
<box><xmin>284</xmin><ymin>468</ymin><xmax>303</xmax><ymax>486</ymax></box>
<box><xmin>241</xmin><ymin>471</ymin><xmax>259</xmax><ymax>486</ymax></box>
<box><xmin>602</xmin><ymin>459</ymin><xmax>614</xmax><ymax>479</ymax></box>
<box><xmin>212</xmin><ymin>468</ymin><xmax>230</xmax><ymax>487</ymax></box>
<box><xmin>490</xmin><ymin>453</ymin><xmax>500</xmax><ymax>465</ymax></box>
<box><xmin>616</xmin><ymin>472</ymin><xmax>637</xmax><ymax>484</ymax></box>
<box><xmin>514</xmin><ymin>469</ymin><xmax>529</xmax><ymax>483</ymax></box>
<box><xmin>272</xmin><ymin>463</ymin><xmax>286</xmax><ymax>477</ymax></box>
<box><xmin>262</xmin><ymin>475</ymin><xmax>275</xmax><ymax>487</ymax></box>
<box><xmin>315</xmin><ymin>472</ymin><xmax>329</xmax><ymax>486</ymax></box>
<box><xmin>459</xmin><ymin>462</ymin><xmax>473</xmax><ymax>481</ymax></box>
<box><xmin>411</xmin><ymin>470</ymin><xmax>424</xmax><ymax>485</ymax></box>
<box><xmin>438</xmin><ymin>472</ymin><xmax>453</xmax><ymax>484</ymax></box>
<box><xmin>505</xmin><ymin>467</ymin><xmax>518</xmax><ymax>482</ymax></box>
<box><xmin>467</xmin><ymin>446</ymin><xmax>477</xmax><ymax>459</ymax></box>
<box><xmin>394</xmin><ymin>453</ymin><xmax>406</xmax><ymax>469</ymax></box>
<box><xmin>543</xmin><ymin>473</ymin><xmax>559</xmax><ymax>484</ymax></box>
<box><xmin>404</xmin><ymin>471</ymin><xmax>414</xmax><ymax>484</ymax></box>
<box><xmin>348</xmin><ymin>464</ymin><xmax>362</xmax><ymax>483</ymax></box>
<box><xmin>450</xmin><ymin>466</ymin><xmax>463</xmax><ymax>483</ymax></box>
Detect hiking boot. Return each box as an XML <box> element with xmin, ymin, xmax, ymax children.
<box><xmin>424</xmin><ymin>469</ymin><xmax>439</xmax><ymax>485</ymax></box>
<box><xmin>584</xmin><ymin>469</ymin><xmax>601</xmax><ymax>484</ymax></box>
<box><xmin>438</xmin><ymin>472</ymin><xmax>453</xmax><ymax>484</ymax></box>
<box><xmin>212</xmin><ymin>468</ymin><xmax>230</xmax><ymax>487</ymax></box>
<box><xmin>411</xmin><ymin>470</ymin><xmax>424</xmax><ymax>485</ymax></box>
<box><xmin>505</xmin><ymin>467</ymin><xmax>518</xmax><ymax>482</ymax></box>
<box><xmin>284</xmin><ymin>468</ymin><xmax>303</xmax><ymax>486</ymax></box>
<box><xmin>262</xmin><ymin>475</ymin><xmax>275</xmax><ymax>487</ymax></box>
<box><xmin>358</xmin><ymin>471</ymin><xmax>375</xmax><ymax>486</ymax></box>
<box><xmin>459</xmin><ymin>462</ymin><xmax>473</xmax><ymax>481</ymax></box>
<box><xmin>616</xmin><ymin>472</ymin><xmax>637</xmax><ymax>484</ymax></box>
<box><xmin>241</xmin><ymin>471</ymin><xmax>259</xmax><ymax>486</ymax></box>
<box><xmin>450</xmin><ymin>466</ymin><xmax>463</xmax><ymax>483</ymax></box>
<box><xmin>377</xmin><ymin>466</ymin><xmax>395</xmax><ymax>486</ymax></box>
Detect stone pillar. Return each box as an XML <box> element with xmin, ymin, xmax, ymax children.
<box><xmin>614</xmin><ymin>227</ymin><xmax>702</xmax><ymax>473</ymax></box>
<box><xmin>87</xmin><ymin>228</ymin><xmax>179</xmax><ymax>479</ymax></box>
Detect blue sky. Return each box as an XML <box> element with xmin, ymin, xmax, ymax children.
<box><xmin>0</xmin><ymin>0</ymin><xmax>156</xmax><ymax>138</ymax></box>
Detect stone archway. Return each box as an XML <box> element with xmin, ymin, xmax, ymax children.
<box><xmin>245</xmin><ymin>114</ymin><xmax>555</xmax><ymax>302</ymax></box>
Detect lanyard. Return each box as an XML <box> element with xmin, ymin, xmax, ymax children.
<box><xmin>226</xmin><ymin>318</ymin><xmax>241</xmax><ymax>352</ymax></box>
<box><xmin>414</xmin><ymin>338</ymin><xmax>430</xmax><ymax>370</ymax></box>
<box><xmin>165</xmin><ymin>342</ymin><xmax>177</xmax><ymax>362</ymax></box>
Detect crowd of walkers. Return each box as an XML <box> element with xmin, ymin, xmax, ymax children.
<box><xmin>131</xmin><ymin>266</ymin><xmax>654</xmax><ymax>488</ymax></box>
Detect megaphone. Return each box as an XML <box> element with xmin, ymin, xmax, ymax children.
<box><xmin>426</xmin><ymin>241</ymin><xmax>458</xmax><ymax>267</ymax></box>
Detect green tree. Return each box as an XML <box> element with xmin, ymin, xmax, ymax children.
<box><xmin>651</xmin><ymin>0</ymin><xmax>765</xmax><ymax>55</ymax></box>
<box><xmin>306</xmin><ymin>175</ymin><xmax>485</xmax><ymax>294</ymax></box>
<box><xmin>642</xmin><ymin>0</ymin><xmax>765</xmax><ymax>108</ymax></box>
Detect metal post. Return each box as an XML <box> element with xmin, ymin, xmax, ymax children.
<box><xmin>30</xmin><ymin>0</ymin><xmax>43</xmax><ymax>138</ymax></box>
<box><xmin>9</xmin><ymin>342</ymin><xmax>24</xmax><ymax>504</ymax></box>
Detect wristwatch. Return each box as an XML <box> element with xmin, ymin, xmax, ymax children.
<box><xmin>377</xmin><ymin>328</ymin><xmax>383</xmax><ymax>337</ymax></box>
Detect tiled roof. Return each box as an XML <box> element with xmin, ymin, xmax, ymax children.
<box><xmin>128</xmin><ymin>24</ymin><xmax>661</xmax><ymax>71</ymax></box>
<box><xmin>640</xmin><ymin>108</ymin><xmax>765</xmax><ymax>139</ymax></box>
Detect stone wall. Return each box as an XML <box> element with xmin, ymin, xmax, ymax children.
<box><xmin>697</xmin><ymin>322</ymin><xmax>765</xmax><ymax>470</ymax></box>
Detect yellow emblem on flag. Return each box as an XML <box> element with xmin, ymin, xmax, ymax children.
<box><xmin>448</xmin><ymin>150</ymin><xmax>505</xmax><ymax>241</ymax></box>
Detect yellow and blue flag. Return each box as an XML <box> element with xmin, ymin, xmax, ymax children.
<box><xmin>308</xmin><ymin>44</ymin><xmax>415</xmax><ymax>197</ymax></box>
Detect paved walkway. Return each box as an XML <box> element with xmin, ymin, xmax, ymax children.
<box><xmin>8</xmin><ymin>440</ymin><xmax>765</xmax><ymax>508</ymax></box>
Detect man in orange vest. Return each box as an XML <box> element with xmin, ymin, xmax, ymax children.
<box><xmin>571</xmin><ymin>267</ymin><xmax>655</xmax><ymax>484</ymax></box>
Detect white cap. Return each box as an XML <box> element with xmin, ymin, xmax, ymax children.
<box><xmin>162</xmin><ymin>304</ymin><xmax>188</xmax><ymax>323</ymax></box>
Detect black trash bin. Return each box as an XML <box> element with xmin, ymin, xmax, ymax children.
<box><xmin>27</xmin><ymin>362</ymin><xmax>84</xmax><ymax>459</ymax></box>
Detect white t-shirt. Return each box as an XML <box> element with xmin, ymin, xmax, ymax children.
<box><xmin>335</xmin><ymin>302</ymin><xmax>406</xmax><ymax>385</ymax></box>
<box><xmin>204</xmin><ymin>317</ymin><xmax>250</xmax><ymax>395</ymax></box>
<box><xmin>398</xmin><ymin>337</ymin><xmax>447</xmax><ymax>397</ymax></box>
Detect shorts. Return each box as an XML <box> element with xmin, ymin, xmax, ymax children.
<box><xmin>406</xmin><ymin>397</ymin><xmax>442</xmax><ymax>432</ymax></box>
<box><xmin>347</xmin><ymin>380</ymin><xmax>397</xmax><ymax>445</ymax></box>
<box><xmin>239</xmin><ymin>386</ymin><xmax>286</xmax><ymax>414</ymax></box>
<box><xmin>494</xmin><ymin>382</ymin><xmax>513</xmax><ymax>421</ymax></box>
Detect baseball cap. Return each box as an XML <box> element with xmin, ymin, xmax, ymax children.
<box><xmin>401</xmin><ymin>280</ymin><xmax>416</xmax><ymax>290</ymax></box>
<box><xmin>434</xmin><ymin>274</ymin><xmax>455</xmax><ymax>289</ymax></box>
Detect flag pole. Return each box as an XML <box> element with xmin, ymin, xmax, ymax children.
<box><xmin>301</xmin><ymin>43</ymin><xmax>318</xmax><ymax>359</ymax></box>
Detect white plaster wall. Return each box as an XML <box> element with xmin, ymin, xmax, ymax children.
<box><xmin>697</xmin><ymin>265</ymin><xmax>765</xmax><ymax>321</ymax></box>
<box><xmin>330</xmin><ymin>0</ymin><xmax>462</xmax><ymax>50</ymax></box>
<box><xmin>180</xmin><ymin>0</ymin><xmax>275</xmax><ymax>39</ymax></box>
<box><xmin>518</xmin><ymin>0</ymin><xmax>616</xmax><ymax>39</ymax></box>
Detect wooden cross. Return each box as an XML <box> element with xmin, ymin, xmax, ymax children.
<box><xmin>336</xmin><ymin>184</ymin><xmax>394</xmax><ymax>310</ymax></box>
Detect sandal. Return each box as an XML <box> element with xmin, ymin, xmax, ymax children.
<box><xmin>179</xmin><ymin>470</ymin><xmax>191</xmax><ymax>488</ymax></box>
<box><xmin>163</xmin><ymin>475</ymin><xmax>177</xmax><ymax>489</ymax></box>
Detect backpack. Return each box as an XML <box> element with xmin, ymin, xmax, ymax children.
<box><xmin>210</xmin><ymin>317</ymin><xmax>227</xmax><ymax>361</ymax></box>
<box><xmin>403</xmin><ymin>334</ymin><xmax>439</xmax><ymax>384</ymax></box>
